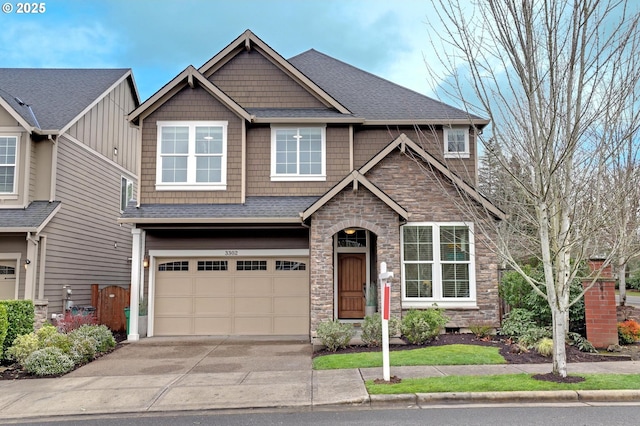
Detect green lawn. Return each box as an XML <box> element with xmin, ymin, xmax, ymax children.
<box><xmin>366</xmin><ymin>373</ymin><xmax>640</xmax><ymax>394</ymax></box>
<box><xmin>313</xmin><ymin>344</ymin><xmax>505</xmax><ymax>370</ymax></box>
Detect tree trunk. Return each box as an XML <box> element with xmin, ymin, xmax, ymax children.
<box><xmin>618</xmin><ymin>261</ymin><xmax>627</xmax><ymax>307</ymax></box>
<box><xmin>551</xmin><ymin>307</ymin><xmax>568</xmax><ymax>377</ymax></box>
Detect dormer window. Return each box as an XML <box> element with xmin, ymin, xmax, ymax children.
<box><xmin>270</xmin><ymin>126</ymin><xmax>326</xmax><ymax>181</ymax></box>
<box><xmin>156</xmin><ymin>121</ymin><xmax>227</xmax><ymax>191</ymax></box>
<box><xmin>0</xmin><ymin>136</ymin><xmax>18</xmax><ymax>194</ymax></box>
<box><xmin>444</xmin><ymin>127</ymin><xmax>470</xmax><ymax>159</ymax></box>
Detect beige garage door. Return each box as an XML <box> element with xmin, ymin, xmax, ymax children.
<box><xmin>154</xmin><ymin>257</ymin><xmax>309</xmax><ymax>336</ymax></box>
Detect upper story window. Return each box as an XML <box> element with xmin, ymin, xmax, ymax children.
<box><xmin>120</xmin><ymin>176</ymin><xmax>134</xmax><ymax>212</ymax></box>
<box><xmin>443</xmin><ymin>127</ymin><xmax>470</xmax><ymax>159</ymax></box>
<box><xmin>156</xmin><ymin>121</ymin><xmax>227</xmax><ymax>191</ymax></box>
<box><xmin>401</xmin><ymin>222</ymin><xmax>476</xmax><ymax>307</ymax></box>
<box><xmin>271</xmin><ymin>126</ymin><xmax>326</xmax><ymax>181</ymax></box>
<box><xmin>0</xmin><ymin>136</ymin><xmax>18</xmax><ymax>194</ymax></box>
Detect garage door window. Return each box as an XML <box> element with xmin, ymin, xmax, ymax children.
<box><xmin>197</xmin><ymin>260</ymin><xmax>228</xmax><ymax>271</ymax></box>
<box><xmin>276</xmin><ymin>260</ymin><xmax>306</xmax><ymax>270</ymax></box>
<box><xmin>237</xmin><ymin>260</ymin><xmax>267</xmax><ymax>271</ymax></box>
<box><xmin>158</xmin><ymin>261</ymin><xmax>189</xmax><ymax>271</ymax></box>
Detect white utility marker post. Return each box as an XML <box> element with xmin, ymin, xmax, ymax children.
<box><xmin>379</xmin><ymin>261</ymin><xmax>394</xmax><ymax>382</ymax></box>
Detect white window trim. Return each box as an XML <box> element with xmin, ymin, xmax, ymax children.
<box><xmin>270</xmin><ymin>125</ymin><xmax>326</xmax><ymax>181</ymax></box>
<box><xmin>0</xmin><ymin>135</ymin><xmax>19</xmax><ymax>196</ymax></box>
<box><xmin>401</xmin><ymin>222</ymin><xmax>476</xmax><ymax>309</ymax></box>
<box><xmin>155</xmin><ymin>120</ymin><xmax>228</xmax><ymax>191</ymax></box>
<box><xmin>443</xmin><ymin>127</ymin><xmax>470</xmax><ymax>159</ymax></box>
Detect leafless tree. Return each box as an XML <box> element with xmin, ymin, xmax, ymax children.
<box><xmin>426</xmin><ymin>0</ymin><xmax>640</xmax><ymax>377</ymax></box>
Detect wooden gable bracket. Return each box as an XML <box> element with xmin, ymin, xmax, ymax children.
<box><xmin>245</xmin><ymin>37</ymin><xmax>251</xmax><ymax>51</ymax></box>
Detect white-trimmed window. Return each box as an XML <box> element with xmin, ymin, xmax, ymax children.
<box><xmin>443</xmin><ymin>127</ymin><xmax>470</xmax><ymax>158</ymax></box>
<box><xmin>0</xmin><ymin>136</ymin><xmax>18</xmax><ymax>194</ymax></box>
<box><xmin>156</xmin><ymin>121</ymin><xmax>227</xmax><ymax>190</ymax></box>
<box><xmin>401</xmin><ymin>222</ymin><xmax>476</xmax><ymax>307</ymax></box>
<box><xmin>271</xmin><ymin>126</ymin><xmax>326</xmax><ymax>181</ymax></box>
<box><xmin>120</xmin><ymin>176</ymin><xmax>134</xmax><ymax>211</ymax></box>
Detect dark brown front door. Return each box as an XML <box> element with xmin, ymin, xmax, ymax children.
<box><xmin>338</xmin><ymin>253</ymin><xmax>366</xmax><ymax>318</ymax></box>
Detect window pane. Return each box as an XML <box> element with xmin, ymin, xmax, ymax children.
<box><xmin>442</xmin><ymin>264</ymin><xmax>470</xmax><ymax>297</ymax></box>
<box><xmin>275</xmin><ymin>130</ymin><xmax>298</xmax><ymax>174</ymax></box>
<box><xmin>405</xmin><ymin>263</ymin><xmax>432</xmax><ymax>298</ymax></box>
<box><xmin>197</xmin><ymin>260</ymin><xmax>228</xmax><ymax>271</ymax></box>
<box><xmin>158</xmin><ymin>261</ymin><xmax>189</xmax><ymax>271</ymax></box>
<box><xmin>162</xmin><ymin>157</ymin><xmax>187</xmax><ymax>182</ymax></box>
<box><xmin>447</xmin><ymin>129</ymin><xmax>466</xmax><ymax>152</ymax></box>
<box><xmin>196</xmin><ymin>157</ymin><xmax>222</xmax><ymax>183</ymax></box>
<box><xmin>403</xmin><ymin>226</ymin><xmax>432</xmax><ymax>261</ymax></box>
<box><xmin>337</xmin><ymin>230</ymin><xmax>367</xmax><ymax>247</ymax></box>
<box><xmin>195</xmin><ymin>127</ymin><xmax>223</xmax><ymax>154</ymax></box>
<box><xmin>0</xmin><ymin>166</ymin><xmax>15</xmax><ymax>192</ymax></box>
<box><xmin>275</xmin><ymin>261</ymin><xmax>306</xmax><ymax>271</ymax></box>
<box><xmin>161</xmin><ymin>127</ymin><xmax>189</xmax><ymax>154</ymax></box>
<box><xmin>236</xmin><ymin>260</ymin><xmax>267</xmax><ymax>271</ymax></box>
<box><xmin>440</xmin><ymin>226</ymin><xmax>470</xmax><ymax>261</ymax></box>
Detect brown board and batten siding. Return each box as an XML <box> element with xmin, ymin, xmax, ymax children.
<box><xmin>42</xmin><ymin>137</ymin><xmax>134</xmax><ymax>312</ymax></box>
<box><xmin>354</xmin><ymin>127</ymin><xmax>478</xmax><ymax>186</ymax></box>
<box><xmin>245</xmin><ymin>125</ymin><xmax>351</xmax><ymax>196</ymax></box>
<box><xmin>65</xmin><ymin>79</ymin><xmax>139</xmax><ymax>174</ymax></box>
<box><xmin>140</xmin><ymin>86</ymin><xmax>244</xmax><ymax>205</ymax></box>
<box><xmin>209</xmin><ymin>49</ymin><xmax>326</xmax><ymax>109</ymax></box>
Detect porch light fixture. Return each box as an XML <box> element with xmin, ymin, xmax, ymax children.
<box><xmin>113</xmin><ymin>147</ymin><xmax>118</xmax><ymax>156</ymax></box>
<box><xmin>344</xmin><ymin>228</ymin><xmax>356</xmax><ymax>235</ymax></box>
<box><xmin>24</xmin><ymin>259</ymin><xmax>30</xmax><ymax>270</ymax></box>
<box><xmin>143</xmin><ymin>255</ymin><xmax>149</xmax><ymax>268</ymax></box>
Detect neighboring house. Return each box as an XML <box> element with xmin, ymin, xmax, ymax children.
<box><xmin>0</xmin><ymin>69</ymin><xmax>139</xmax><ymax>314</ymax></box>
<box><xmin>121</xmin><ymin>30</ymin><xmax>504</xmax><ymax>341</ymax></box>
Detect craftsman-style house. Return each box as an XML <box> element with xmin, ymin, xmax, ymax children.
<box><xmin>121</xmin><ymin>30</ymin><xmax>504</xmax><ymax>341</ymax></box>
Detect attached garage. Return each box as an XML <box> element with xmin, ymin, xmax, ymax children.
<box><xmin>152</xmin><ymin>256</ymin><xmax>309</xmax><ymax>336</ymax></box>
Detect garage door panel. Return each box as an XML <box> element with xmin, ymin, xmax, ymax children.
<box><xmin>235</xmin><ymin>297</ymin><xmax>272</xmax><ymax>314</ymax></box>
<box><xmin>273</xmin><ymin>297</ymin><xmax>308</xmax><ymax>315</ymax></box>
<box><xmin>156</xmin><ymin>278</ymin><xmax>193</xmax><ymax>297</ymax></box>
<box><xmin>155</xmin><ymin>317</ymin><xmax>192</xmax><ymax>335</ymax></box>
<box><xmin>194</xmin><ymin>297</ymin><xmax>231</xmax><ymax>314</ymax></box>
<box><xmin>234</xmin><ymin>278</ymin><xmax>272</xmax><ymax>296</ymax></box>
<box><xmin>155</xmin><ymin>297</ymin><xmax>192</xmax><ymax>315</ymax></box>
<box><xmin>274</xmin><ymin>317</ymin><xmax>308</xmax><ymax>334</ymax></box>
<box><xmin>195</xmin><ymin>278</ymin><xmax>232</xmax><ymax>296</ymax></box>
<box><xmin>235</xmin><ymin>317</ymin><xmax>273</xmax><ymax>334</ymax></box>
<box><xmin>274</xmin><ymin>278</ymin><xmax>308</xmax><ymax>295</ymax></box>
<box><xmin>195</xmin><ymin>317</ymin><xmax>231</xmax><ymax>334</ymax></box>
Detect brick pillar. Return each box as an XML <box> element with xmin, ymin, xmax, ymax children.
<box><xmin>582</xmin><ymin>259</ymin><xmax>618</xmax><ymax>348</ymax></box>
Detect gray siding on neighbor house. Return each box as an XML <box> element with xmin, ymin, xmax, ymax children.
<box><xmin>140</xmin><ymin>85</ymin><xmax>244</xmax><ymax>205</ymax></box>
<box><xmin>245</xmin><ymin>125</ymin><xmax>351</xmax><ymax>196</ymax></box>
<box><xmin>31</xmin><ymin>139</ymin><xmax>54</xmax><ymax>201</ymax></box>
<box><xmin>66</xmin><ymin>78</ymin><xmax>138</xmax><ymax>175</ymax></box>
<box><xmin>210</xmin><ymin>50</ymin><xmax>326</xmax><ymax>109</ymax></box>
<box><xmin>42</xmin><ymin>136</ymin><xmax>134</xmax><ymax>312</ymax></box>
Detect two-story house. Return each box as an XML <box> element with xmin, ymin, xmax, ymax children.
<box><xmin>121</xmin><ymin>30</ymin><xmax>504</xmax><ymax>341</ymax></box>
<box><xmin>0</xmin><ymin>69</ymin><xmax>139</xmax><ymax>315</ymax></box>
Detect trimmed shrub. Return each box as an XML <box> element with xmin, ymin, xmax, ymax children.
<box><xmin>23</xmin><ymin>347</ymin><xmax>75</xmax><ymax>376</ymax></box>
<box><xmin>0</xmin><ymin>304</ymin><xmax>7</xmax><ymax>359</ymax></box>
<box><xmin>68</xmin><ymin>325</ymin><xmax>115</xmax><ymax>353</ymax></box>
<box><xmin>35</xmin><ymin>323</ymin><xmax>59</xmax><ymax>344</ymax></box>
<box><xmin>517</xmin><ymin>326</ymin><xmax>552</xmax><ymax>348</ymax></box>
<box><xmin>618</xmin><ymin>319</ymin><xmax>640</xmax><ymax>345</ymax></box>
<box><xmin>56</xmin><ymin>311</ymin><xmax>98</xmax><ymax>333</ymax></box>
<box><xmin>401</xmin><ymin>308</ymin><xmax>448</xmax><ymax>345</ymax></box>
<box><xmin>535</xmin><ymin>337</ymin><xmax>554</xmax><ymax>357</ymax></box>
<box><xmin>499</xmin><ymin>308</ymin><xmax>538</xmax><ymax>339</ymax></box>
<box><xmin>568</xmin><ymin>332</ymin><xmax>596</xmax><ymax>353</ymax></box>
<box><xmin>0</xmin><ymin>300</ymin><xmax>34</xmax><ymax>360</ymax></box>
<box><xmin>68</xmin><ymin>335</ymin><xmax>98</xmax><ymax>364</ymax></box>
<box><xmin>6</xmin><ymin>332</ymin><xmax>39</xmax><ymax>365</ymax></box>
<box><xmin>316</xmin><ymin>320</ymin><xmax>355</xmax><ymax>352</ymax></box>
<box><xmin>469</xmin><ymin>323</ymin><xmax>493</xmax><ymax>339</ymax></box>
<box><xmin>360</xmin><ymin>314</ymin><xmax>401</xmax><ymax>347</ymax></box>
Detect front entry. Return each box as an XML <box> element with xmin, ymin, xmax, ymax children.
<box><xmin>337</xmin><ymin>253</ymin><xmax>366</xmax><ymax>318</ymax></box>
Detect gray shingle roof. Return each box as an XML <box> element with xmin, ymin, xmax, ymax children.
<box><xmin>246</xmin><ymin>108</ymin><xmax>356</xmax><ymax>120</ymax></box>
<box><xmin>0</xmin><ymin>68</ymin><xmax>130</xmax><ymax>130</ymax></box>
<box><xmin>288</xmin><ymin>49</ymin><xmax>484</xmax><ymax>122</ymax></box>
<box><xmin>0</xmin><ymin>201</ymin><xmax>61</xmax><ymax>230</ymax></box>
<box><xmin>122</xmin><ymin>196</ymin><xmax>319</xmax><ymax>222</ymax></box>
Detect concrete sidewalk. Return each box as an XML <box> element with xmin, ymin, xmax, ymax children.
<box><xmin>0</xmin><ymin>338</ymin><xmax>639</xmax><ymax>421</ymax></box>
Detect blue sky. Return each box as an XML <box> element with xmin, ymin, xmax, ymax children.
<box><xmin>0</xmin><ymin>0</ymin><xmax>444</xmax><ymax>102</ymax></box>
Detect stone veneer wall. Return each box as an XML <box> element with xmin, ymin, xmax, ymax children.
<box><xmin>33</xmin><ymin>299</ymin><xmax>49</xmax><ymax>331</ymax></box>
<box><xmin>309</xmin><ymin>148</ymin><xmax>501</xmax><ymax>336</ymax></box>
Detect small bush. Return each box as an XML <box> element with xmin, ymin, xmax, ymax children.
<box><xmin>69</xmin><ymin>325</ymin><xmax>115</xmax><ymax>353</ymax></box>
<box><xmin>499</xmin><ymin>308</ymin><xmax>538</xmax><ymax>339</ymax></box>
<box><xmin>316</xmin><ymin>320</ymin><xmax>355</xmax><ymax>352</ymax></box>
<box><xmin>469</xmin><ymin>323</ymin><xmax>493</xmax><ymax>339</ymax></box>
<box><xmin>517</xmin><ymin>326</ymin><xmax>552</xmax><ymax>348</ymax></box>
<box><xmin>0</xmin><ymin>304</ymin><xmax>7</xmax><ymax>359</ymax></box>
<box><xmin>567</xmin><ymin>332</ymin><xmax>596</xmax><ymax>353</ymax></box>
<box><xmin>360</xmin><ymin>314</ymin><xmax>401</xmax><ymax>347</ymax></box>
<box><xmin>36</xmin><ymin>323</ymin><xmax>59</xmax><ymax>343</ymax></box>
<box><xmin>68</xmin><ymin>335</ymin><xmax>98</xmax><ymax>364</ymax></box>
<box><xmin>0</xmin><ymin>300</ymin><xmax>34</xmax><ymax>360</ymax></box>
<box><xmin>618</xmin><ymin>319</ymin><xmax>640</xmax><ymax>345</ymax></box>
<box><xmin>6</xmin><ymin>332</ymin><xmax>40</xmax><ymax>365</ymax></box>
<box><xmin>56</xmin><ymin>311</ymin><xmax>98</xmax><ymax>333</ymax></box>
<box><xmin>23</xmin><ymin>347</ymin><xmax>75</xmax><ymax>376</ymax></box>
<box><xmin>534</xmin><ymin>337</ymin><xmax>554</xmax><ymax>357</ymax></box>
<box><xmin>401</xmin><ymin>308</ymin><xmax>448</xmax><ymax>345</ymax></box>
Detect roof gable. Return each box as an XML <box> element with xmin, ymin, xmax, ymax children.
<box><xmin>0</xmin><ymin>69</ymin><xmax>136</xmax><ymax>133</ymax></box>
<box><xmin>198</xmin><ymin>30</ymin><xmax>351</xmax><ymax>115</ymax></box>
<box><xmin>128</xmin><ymin>65</ymin><xmax>252</xmax><ymax>124</ymax></box>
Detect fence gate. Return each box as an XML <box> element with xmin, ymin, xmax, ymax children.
<box><xmin>91</xmin><ymin>284</ymin><xmax>129</xmax><ymax>332</ymax></box>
